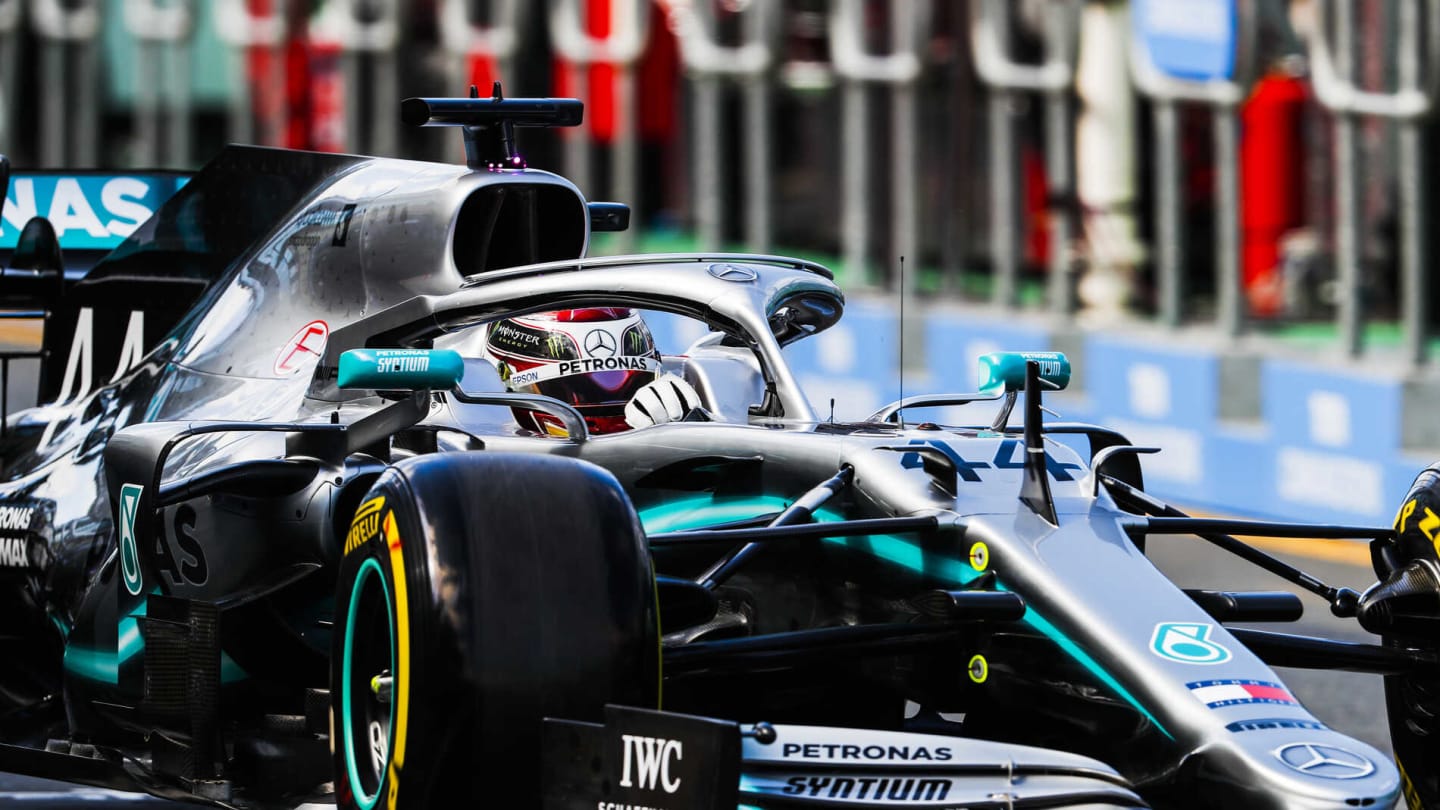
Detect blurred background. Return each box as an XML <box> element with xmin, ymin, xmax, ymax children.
<box><xmin>2</xmin><ymin>0</ymin><xmax>1440</xmax><ymax>528</ymax></box>
<box><xmin>0</xmin><ymin>2</ymin><xmax>1434</xmax><ymax>786</ymax></box>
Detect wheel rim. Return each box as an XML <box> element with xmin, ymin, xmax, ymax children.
<box><xmin>342</xmin><ymin>558</ymin><xmax>395</xmax><ymax>810</ymax></box>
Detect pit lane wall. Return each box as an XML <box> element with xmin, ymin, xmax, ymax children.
<box><xmin>673</xmin><ymin>297</ymin><xmax>1433</xmax><ymax>528</ymax></box>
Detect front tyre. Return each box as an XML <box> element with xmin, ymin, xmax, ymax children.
<box><xmin>337</xmin><ymin>556</ymin><xmax>396</xmax><ymax>810</ymax></box>
<box><xmin>1370</xmin><ymin>463</ymin><xmax>1440</xmax><ymax>809</ymax></box>
<box><xmin>331</xmin><ymin>453</ymin><xmax>659</xmax><ymax>809</ymax></box>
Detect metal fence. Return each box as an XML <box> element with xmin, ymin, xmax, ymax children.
<box><xmin>1305</xmin><ymin>0</ymin><xmax>1440</xmax><ymax>365</ymax></box>
<box><xmin>2</xmin><ymin>0</ymin><xmax>1438</xmax><ymax>368</ymax></box>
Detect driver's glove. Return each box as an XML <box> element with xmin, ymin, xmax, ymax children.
<box><xmin>625</xmin><ymin>374</ymin><xmax>702</xmax><ymax>429</ymax></box>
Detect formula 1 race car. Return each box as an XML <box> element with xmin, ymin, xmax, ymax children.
<box><xmin>2</xmin><ymin>92</ymin><xmax>1440</xmax><ymax>810</ymax></box>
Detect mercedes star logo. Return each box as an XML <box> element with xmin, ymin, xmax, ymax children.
<box><xmin>1273</xmin><ymin>742</ymin><xmax>1375</xmax><ymax>780</ymax></box>
<box><xmin>707</xmin><ymin>263</ymin><xmax>758</xmax><ymax>283</ymax></box>
<box><xmin>584</xmin><ymin>329</ymin><xmax>618</xmax><ymax>358</ymax></box>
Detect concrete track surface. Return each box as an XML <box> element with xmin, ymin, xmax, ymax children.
<box><xmin>0</xmin><ymin>531</ymin><xmax>1395</xmax><ymax>807</ymax></box>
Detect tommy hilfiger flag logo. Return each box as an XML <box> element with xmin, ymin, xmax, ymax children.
<box><xmin>1188</xmin><ymin>679</ymin><xmax>1297</xmax><ymax>708</ymax></box>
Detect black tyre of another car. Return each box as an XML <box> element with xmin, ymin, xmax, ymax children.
<box><xmin>330</xmin><ymin>452</ymin><xmax>659</xmax><ymax>809</ymax></box>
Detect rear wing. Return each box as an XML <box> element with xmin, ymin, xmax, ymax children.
<box><xmin>0</xmin><ymin>168</ymin><xmax>191</xmax><ymax>277</ymax></box>
<box><xmin>0</xmin><ymin>161</ymin><xmax>193</xmax><ymax>419</ymax></box>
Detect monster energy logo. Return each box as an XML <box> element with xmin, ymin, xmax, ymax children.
<box><xmin>546</xmin><ymin>334</ymin><xmax>567</xmax><ymax>359</ymax></box>
<box><xmin>492</xmin><ymin>323</ymin><xmax>541</xmax><ymax>345</ymax></box>
<box><xmin>624</xmin><ymin>326</ymin><xmax>648</xmax><ymax>355</ymax></box>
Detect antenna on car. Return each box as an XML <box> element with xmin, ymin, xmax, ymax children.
<box><xmin>898</xmin><ymin>255</ymin><xmax>905</xmax><ymax>423</ymax></box>
<box><xmin>1019</xmin><ymin>359</ymin><xmax>1059</xmax><ymax>526</ymax></box>
<box><xmin>400</xmin><ymin>83</ymin><xmax>584</xmax><ymax>171</ymax></box>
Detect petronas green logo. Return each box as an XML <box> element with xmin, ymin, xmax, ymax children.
<box><xmin>119</xmin><ymin>483</ymin><xmax>144</xmax><ymax>596</ymax></box>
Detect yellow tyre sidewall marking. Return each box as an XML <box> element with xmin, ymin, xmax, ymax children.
<box><xmin>1396</xmin><ymin>498</ymin><xmax>1417</xmax><ymax>533</ymax></box>
<box><xmin>1398</xmin><ymin>756</ymin><xmax>1422</xmax><ymax>809</ymax></box>
<box><xmin>1420</xmin><ymin>506</ymin><xmax>1440</xmax><ymax>547</ymax></box>
<box><xmin>383</xmin><ymin>510</ymin><xmax>409</xmax><ymax>810</ymax></box>
<box><xmin>651</xmin><ymin>562</ymin><xmax>663</xmax><ymax>709</ymax></box>
<box><xmin>345</xmin><ymin>496</ymin><xmax>386</xmax><ymax>557</ymax></box>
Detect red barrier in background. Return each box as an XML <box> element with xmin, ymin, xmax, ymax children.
<box><xmin>552</xmin><ymin>0</ymin><xmax>678</xmax><ymax>143</ymax></box>
<box><xmin>247</xmin><ymin>0</ymin><xmax>345</xmax><ymax>152</ymax></box>
<box><xmin>587</xmin><ymin>0</ymin><xmax>617</xmax><ymax>140</ymax></box>
<box><xmin>306</xmin><ymin>40</ymin><xmax>346</xmax><ymax>153</ymax></box>
<box><xmin>1023</xmin><ymin>145</ymin><xmax>1049</xmax><ymax>271</ymax></box>
<box><xmin>468</xmin><ymin>53</ymin><xmax>499</xmax><ymax>92</ymax></box>
<box><xmin>245</xmin><ymin>0</ymin><xmax>281</xmax><ymax>145</ymax></box>
<box><xmin>637</xmin><ymin>2</ymin><xmax>678</xmax><ymax>141</ymax></box>
<box><xmin>1241</xmin><ymin>72</ymin><xmax>1307</xmax><ymax>318</ymax></box>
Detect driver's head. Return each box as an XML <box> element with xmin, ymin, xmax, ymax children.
<box><xmin>483</xmin><ymin>308</ymin><xmax>661</xmax><ymax>436</ymax></box>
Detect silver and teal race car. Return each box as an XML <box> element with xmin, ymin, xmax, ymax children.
<box><xmin>0</xmin><ymin>93</ymin><xmax>1436</xmax><ymax>810</ymax></box>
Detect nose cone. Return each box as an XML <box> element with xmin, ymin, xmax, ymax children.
<box><xmin>1172</xmin><ymin>731</ymin><xmax>1399</xmax><ymax>809</ymax></box>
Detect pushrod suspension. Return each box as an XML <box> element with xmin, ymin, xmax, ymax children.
<box><xmin>1229</xmin><ymin>628</ymin><xmax>1440</xmax><ymax>677</ymax></box>
<box><xmin>1141</xmin><ymin>517</ymin><xmax>1392</xmax><ymax>540</ymax></box>
<box><xmin>649</xmin><ymin>515</ymin><xmax>938</xmax><ymax>548</ymax></box>
<box><xmin>696</xmin><ymin>466</ymin><xmax>854</xmax><ymax>589</ymax></box>
<box><xmin>664</xmin><ymin>620</ymin><xmax>970</xmax><ymax>673</ymax></box>
<box><xmin>1104</xmin><ymin>475</ymin><xmax>1367</xmax><ymax>617</ymax></box>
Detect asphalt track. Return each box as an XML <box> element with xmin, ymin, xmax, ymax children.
<box><xmin>0</xmin><ymin>320</ymin><xmax>1399</xmax><ymax>805</ymax></box>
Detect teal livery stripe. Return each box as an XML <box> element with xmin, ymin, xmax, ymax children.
<box><xmin>62</xmin><ymin>593</ymin><xmax>247</xmax><ymax>684</ymax></box>
<box><xmin>638</xmin><ymin>497</ymin><xmax>1172</xmax><ymax>739</ymax></box>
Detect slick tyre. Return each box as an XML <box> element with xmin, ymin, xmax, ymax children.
<box><xmin>331</xmin><ymin>453</ymin><xmax>659</xmax><ymax>809</ymax></box>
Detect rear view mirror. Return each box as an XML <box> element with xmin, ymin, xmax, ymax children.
<box><xmin>588</xmin><ymin>202</ymin><xmax>630</xmax><ymax>232</ymax></box>
<box><xmin>337</xmin><ymin>348</ymin><xmax>465</xmax><ymax>391</ymax></box>
<box><xmin>976</xmin><ymin>351</ymin><xmax>1071</xmax><ymax>395</ymax></box>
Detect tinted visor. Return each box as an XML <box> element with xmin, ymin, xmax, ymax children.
<box><xmin>528</xmin><ymin>368</ymin><xmax>655</xmax><ymax>413</ymax></box>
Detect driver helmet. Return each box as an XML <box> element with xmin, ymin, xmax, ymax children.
<box><xmin>483</xmin><ymin>308</ymin><xmax>662</xmax><ymax>436</ymax></box>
